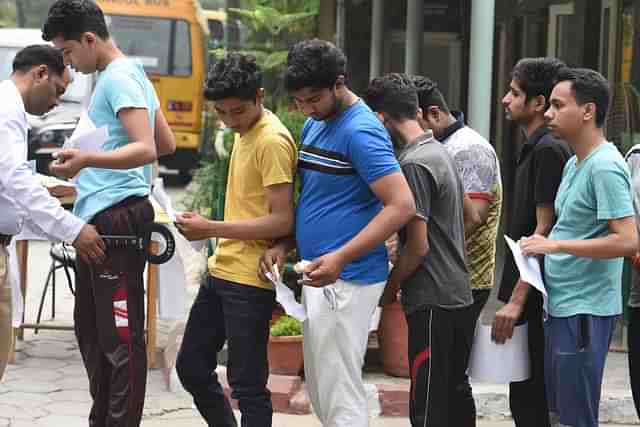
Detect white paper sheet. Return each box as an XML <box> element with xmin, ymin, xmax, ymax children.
<box><xmin>72</xmin><ymin>112</ymin><xmax>96</xmax><ymax>138</ymax></box>
<box><xmin>152</xmin><ymin>178</ymin><xmax>177</xmax><ymax>222</ymax></box>
<box><xmin>189</xmin><ymin>239</ymin><xmax>208</xmax><ymax>252</ymax></box>
<box><xmin>155</xmin><ymin>230</ymin><xmax>187</xmax><ymax>321</ymax></box>
<box><xmin>467</xmin><ymin>324</ymin><xmax>531</xmax><ymax>383</ymax></box>
<box><xmin>62</xmin><ymin>112</ymin><xmax>108</xmax><ymax>153</ymax></box>
<box><xmin>369</xmin><ymin>307</ymin><xmax>381</xmax><ymax>332</ymax></box>
<box><xmin>7</xmin><ymin>241</ymin><xmax>24</xmax><ymax>328</ymax></box>
<box><xmin>504</xmin><ymin>235</ymin><xmax>548</xmax><ymax>313</ymax></box>
<box><xmin>265</xmin><ymin>266</ymin><xmax>307</xmax><ymax>322</ymax></box>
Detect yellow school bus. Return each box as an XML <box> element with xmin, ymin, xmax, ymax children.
<box><xmin>97</xmin><ymin>0</ymin><xmax>209</xmax><ymax>177</ymax></box>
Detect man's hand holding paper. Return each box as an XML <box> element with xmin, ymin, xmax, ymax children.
<box><xmin>519</xmin><ymin>234</ymin><xmax>561</xmax><ymax>255</ymax></box>
<box><xmin>50</xmin><ymin>113</ymin><xmax>108</xmax><ymax>179</ymax></box>
<box><xmin>50</xmin><ymin>148</ymin><xmax>89</xmax><ymax>178</ymax></box>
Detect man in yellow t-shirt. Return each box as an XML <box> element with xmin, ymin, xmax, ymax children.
<box><xmin>175</xmin><ymin>53</ymin><xmax>297</xmax><ymax>427</ymax></box>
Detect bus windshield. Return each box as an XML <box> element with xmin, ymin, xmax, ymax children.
<box><xmin>105</xmin><ymin>14</ymin><xmax>192</xmax><ymax>77</ymax></box>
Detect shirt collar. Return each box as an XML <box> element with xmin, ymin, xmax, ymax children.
<box><xmin>519</xmin><ymin>125</ymin><xmax>551</xmax><ymax>162</ymax></box>
<box><xmin>439</xmin><ymin>110</ymin><xmax>465</xmax><ymax>142</ymax></box>
<box><xmin>398</xmin><ymin>129</ymin><xmax>435</xmax><ymax>161</ymax></box>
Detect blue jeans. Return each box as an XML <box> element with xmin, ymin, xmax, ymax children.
<box><xmin>176</xmin><ymin>276</ymin><xmax>275</xmax><ymax>427</ymax></box>
<box><xmin>544</xmin><ymin>314</ymin><xmax>617</xmax><ymax>427</ymax></box>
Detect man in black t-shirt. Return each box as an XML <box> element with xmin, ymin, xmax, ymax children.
<box><xmin>492</xmin><ymin>57</ymin><xmax>571</xmax><ymax>427</ymax></box>
<box><xmin>365</xmin><ymin>74</ymin><xmax>475</xmax><ymax>427</ymax></box>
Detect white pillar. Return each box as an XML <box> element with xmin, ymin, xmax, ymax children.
<box><xmin>467</xmin><ymin>0</ymin><xmax>496</xmax><ymax>140</ymax></box>
<box><xmin>405</xmin><ymin>0</ymin><xmax>424</xmax><ymax>75</ymax></box>
<box><xmin>369</xmin><ymin>0</ymin><xmax>384</xmax><ymax>80</ymax></box>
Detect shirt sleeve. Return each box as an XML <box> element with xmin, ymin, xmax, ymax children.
<box><xmin>104</xmin><ymin>71</ymin><xmax>150</xmax><ymax>115</ymax></box>
<box><xmin>348</xmin><ymin>126</ymin><xmax>400</xmax><ymax>184</ymax></box>
<box><xmin>256</xmin><ymin>134</ymin><xmax>297</xmax><ymax>187</ymax></box>
<box><xmin>593</xmin><ymin>161</ymin><xmax>635</xmax><ymax>221</ymax></box>
<box><xmin>0</xmin><ymin>119</ymin><xmax>84</xmax><ymax>242</ymax></box>
<box><xmin>534</xmin><ymin>144</ymin><xmax>567</xmax><ymax>205</ymax></box>
<box><xmin>401</xmin><ymin>162</ymin><xmax>434</xmax><ymax>221</ymax></box>
<box><xmin>451</xmin><ymin>144</ymin><xmax>497</xmax><ymax>200</ymax></box>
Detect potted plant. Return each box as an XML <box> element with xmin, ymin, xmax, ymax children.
<box><xmin>377</xmin><ymin>299</ymin><xmax>410</xmax><ymax>378</ymax></box>
<box><xmin>268</xmin><ymin>315</ymin><xmax>304</xmax><ymax>376</ymax></box>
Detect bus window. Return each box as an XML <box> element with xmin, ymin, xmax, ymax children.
<box><xmin>106</xmin><ymin>14</ymin><xmax>192</xmax><ymax>77</ymax></box>
<box><xmin>174</xmin><ymin>20</ymin><xmax>192</xmax><ymax>76</ymax></box>
<box><xmin>208</xmin><ymin>19</ymin><xmax>224</xmax><ymax>48</ymax></box>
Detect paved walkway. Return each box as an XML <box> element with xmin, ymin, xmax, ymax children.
<box><xmin>4</xmin><ymin>181</ymin><xmax>637</xmax><ymax>426</ymax></box>
<box><xmin>3</xmin><ymin>230</ymin><xmax>639</xmax><ymax>425</ymax></box>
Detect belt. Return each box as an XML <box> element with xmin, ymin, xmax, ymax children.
<box><xmin>0</xmin><ymin>234</ymin><xmax>11</xmax><ymax>246</ymax></box>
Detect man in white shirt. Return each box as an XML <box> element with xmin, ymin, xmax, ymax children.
<box><xmin>0</xmin><ymin>44</ymin><xmax>104</xmax><ymax>380</ymax></box>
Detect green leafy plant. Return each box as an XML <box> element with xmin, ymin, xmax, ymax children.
<box><xmin>270</xmin><ymin>315</ymin><xmax>303</xmax><ymax>337</ymax></box>
<box><xmin>184</xmin><ymin>123</ymin><xmax>234</xmax><ymax>219</ymax></box>
<box><xmin>215</xmin><ymin>0</ymin><xmax>319</xmax><ymax>109</ymax></box>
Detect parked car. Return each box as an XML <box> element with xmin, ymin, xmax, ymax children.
<box><xmin>0</xmin><ymin>28</ymin><xmax>93</xmax><ymax>174</ymax></box>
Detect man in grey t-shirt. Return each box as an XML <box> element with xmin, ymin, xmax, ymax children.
<box><xmin>397</xmin><ymin>132</ymin><xmax>473</xmax><ymax>312</ymax></box>
<box><xmin>365</xmin><ymin>74</ymin><xmax>475</xmax><ymax>426</ymax></box>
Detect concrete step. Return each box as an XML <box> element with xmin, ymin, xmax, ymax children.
<box><xmin>161</xmin><ymin>323</ymin><xmax>640</xmax><ymax>423</ymax></box>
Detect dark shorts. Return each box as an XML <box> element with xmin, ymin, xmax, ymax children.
<box><xmin>544</xmin><ymin>314</ymin><xmax>618</xmax><ymax>427</ymax></box>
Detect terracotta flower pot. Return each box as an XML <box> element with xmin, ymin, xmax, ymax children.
<box><xmin>267</xmin><ymin>335</ymin><xmax>304</xmax><ymax>376</ymax></box>
<box><xmin>377</xmin><ymin>301</ymin><xmax>409</xmax><ymax>378</ymax></box>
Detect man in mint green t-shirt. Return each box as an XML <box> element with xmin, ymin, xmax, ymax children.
<box><xmin>43</xmin><ymin>1</ymin><xmax>176</xmax><ymax>425</ymax></box>
<box><xmin>521</xmin><ymin>68</ymin><xmax>637</xmax><ymax>427</ymax></box>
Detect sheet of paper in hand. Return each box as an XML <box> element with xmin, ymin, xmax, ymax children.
<box><xmin>504</xmin><ymin>235</ymin><xmax>548</xmax><ymax>314</ymax></box>
<box><xmin>63</xmin><ymin>112</ymin><xmax>108</xmax><ymax>153</ymax></box>
<box><xmin>265</xmin><ymin>266</ymin><xmax>307</xmax><ymax>322</ymax></box>
<box><xmin>467</xmin><ymin>323</ymin><xmax>531</xmax><ymax>383</ymax></box>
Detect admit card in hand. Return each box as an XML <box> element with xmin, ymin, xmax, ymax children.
<box><xmin>63</xmin><ymin>112</ymin><xmax>108</xmax><ymax>153</ymax></box>
<box><xmin>504</xmin><ymin>235</ymin><xmax>548</xmax><ymax>314</ymax></box>
<box><xmin>265</xmin><ymin>266</ymin><xmax>307</xmax><ymax>322</ymax></box>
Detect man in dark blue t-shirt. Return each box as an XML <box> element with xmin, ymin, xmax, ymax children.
<box><xmin>259</xmin><ymin>39</ymin><xmax>415</xmax><ymax>426</ymax></box>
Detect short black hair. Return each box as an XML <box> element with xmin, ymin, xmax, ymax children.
<box><xmin>554</xmin><ymin>67</ymin><xmax>610</xmax><ymax>128</ymax></box>
<box><xmin>284</xmin><ymin>39</ymin><xmax>347</xmax><ymax>92</ymax></box>
<box><xmin>364</xmin><ymin>73</ymin><xmax>418</xmax><ymax>121</ymax></box>
<box><xmin>42</xmin><ymin>0</ymin><xmax>109</xmax><ymax>42</ymax></box>
<box><xmin>205</xmin><ymin>53</ymin><xmax>262</xmax><ymax>101</ymax></box>
<box><xmin>511</xmin><ymin>57</ymin><xmax>566</xmax><ymax>108</ymax></box>
<box><xmin>12</xmin><ymin>45</ymin><xmax>66</xmax><ymax>77</ymax></box>
<box><xmin>409</xmin><ymin>75</ymin><xmax>450</xmax><ymax>114</ymax></box>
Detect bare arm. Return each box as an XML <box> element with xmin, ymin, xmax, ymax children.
<box><xmin>335</xmin><ymin>171</ymin><xmax>415</xmax><ymax>264</ymax></box>
<box><xmin>533</xmin><ymin>203</ymin><xmax>555</xmax><ymax>236</ymax></box>
<box><xmin>154</xmin><ymin>109</ymin><xmax>176</xmax><ymax>157</ymax></box>
<box><xmin>510</xmin><ymin>204</ymin><xmax>556</xmax><ymax>302</ymax></box>
<box><xmin>521</xmin><ymin>216</ymin><xmax>638</xmax><ymax>258</ymax></box>
<box><xmin>464</xmin><ymin>195</ymin><xmax>489</xmax><ymax>237</ymax></box>
<box><xmin>86</xmin><ymin>108</ymin><xmax>157</xmax><ymax>168</ymax></box>
<box><xmin>176</xmin><ymin>182</ymin><xmax>294</xmax><ymax>241</ymax></box>
<box><xmin>493</xmin><ymin>203</ymin><xmax>557</xmax><ymax>343</ymax></box>
<box><xmin>305</xmin><ymin>171</ymin><xmax>416</xmax><ymax>286</ymax></box>
<box><xmin>383</xmin><ymin>217</ymin><xmax>428</xmax><ymax>301</ymax></box>
<box><xmin>556</xmin><ymin>216</ymin><xmax>638</xmax><ymax>257</ymax></box>
<box><xmin>50</xmin><ymin>108</ymin><xmax>159</xmax><ymax>178</ymax></box>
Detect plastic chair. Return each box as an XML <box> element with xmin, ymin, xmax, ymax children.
<box><xmin>35</xmin><ymin>243</ymin><xmax>76</xmax><ymax>334</ymax></box>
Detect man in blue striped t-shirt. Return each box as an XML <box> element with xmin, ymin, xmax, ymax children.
<box><xmin>260</xmin><ymin>39</ymin><xmax>415</xmax><ymax>426</ymax></box>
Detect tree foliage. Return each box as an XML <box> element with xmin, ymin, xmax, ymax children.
<box><xmin>10</xmin><ymin>0</ymin><xmax>54</xmax><ymax>28</ymax></box>
<box><xmin>0</xmin><ymin>0</ymin><xmax>16</xmax><ymax>27</ymax></box>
